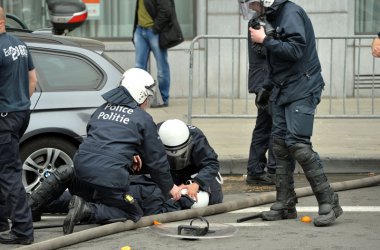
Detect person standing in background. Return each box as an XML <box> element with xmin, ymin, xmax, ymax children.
<box><xmin>133</xmin><ymin>0</ymin><xmax>183</xmax><ymax>108</ymax></box>
<box><xmin>0</xmin><ymin>6</ymin><xmax>37</xmax><ymax>245</ymax></box>
<box><xmin>240</xmin><ymin>0</ymin><xmax>276</xmax><ymax>185</ymax></box>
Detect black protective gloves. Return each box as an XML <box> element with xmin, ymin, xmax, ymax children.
<box><xmin>255</xmin><ymin>88</ymin><xmax>270</xmax><ymax>109</ymax></box>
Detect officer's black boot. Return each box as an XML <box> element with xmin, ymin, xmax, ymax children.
<box><xmin>63</xmin><ymin>195</ymin><xmax>92</xmax><ymax>235</ymax></box>
<box><xmin>262</xmin><ymin>139</ymin><xmax>298</xmax><ymax>221</ymax></box>
<box><xmin>28</xmin><ymin>164</ymin><xmax>74</xmax><ymax>221</ymax></box>
<box><xmin>290</xmin><ymin>143</ymin><xmax>343</xmax><ymax>227</ymax></box>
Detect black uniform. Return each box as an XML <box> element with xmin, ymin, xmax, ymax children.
<box><xmin>259</xmin><ymin>0</ymin><xmax>343</xmax><ymax>226</ymax></box>
<box><xmin>246</xmin><ymin>27</ymin><xmax>276</xmax><ymax>177</ymax></box>
<box><xmin>0</xmin><ymin>32</ymin><xmax>34</xmax><ymax>240</ymax></box>
<box><xmin>159</xmin><ymin>123</ymin><xmax>223</xmax><ymax>205</ymax></box>
<box><xmin>71</xmin><ymin>88</ymin><xmax>175</xmax><ymax>223</ymax></box>
<box><xmin>263</xmin><ymin>0</ymin><xmax>324</xmax><ymax>144</ymax></box>
<box><xmin>39</xmin><ymin>174</ymin><xmax>190</xmax><ymax>218</ymax></box>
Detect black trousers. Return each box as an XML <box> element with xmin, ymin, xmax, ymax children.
<box><xmin>68</xmin><ymin>177</ymin><xmax>144</xmax><ymax>224</ymax></box>
<box><xmin>247</xmin><ymin>105</ymin><xmax>276</xmax><ymax>176</ymax></box>
<box><xmin>44</xmin><ymin>175</ymin><xmax>182</xmax><ymax>218</ymax></box>
<box><xmin>0</xmin><ymin>111</ymin><xmax>33</xmax><ymax>238</ymax></box>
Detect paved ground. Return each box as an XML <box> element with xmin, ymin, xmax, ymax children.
<box><xmin>2</xmin><ymin>173</ymin><xmax>378</xmax><ymax>250</ymax></box>
<box><xmin>1</xmin><ymin>98</ymin><xmax>379</xmax><ymax>249</ymax></box>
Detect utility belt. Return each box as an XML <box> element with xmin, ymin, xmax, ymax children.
<box><xmin>272</xmin><ymin>71</ymin><xmax>314</xmax><ymax>88</ymax></box>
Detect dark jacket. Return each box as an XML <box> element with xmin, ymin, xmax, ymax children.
<box><xmin>133</xmin><ymin>0</ymin><xmax>183</xmax><ymax>48</ymax></box>
<box><xmin>262</xmin><ymin>0</ymin><xmax>324</xmax><ymax>105</ymax></box>
<box><xmin>248</xmin><ymin>28</ymin><xmax>268</xmax><ymax>94</ymax></box>
<box><xmin>73</xmin><ymin>87</ymin><xmax>174</xmax><ymax>197</ymax></box>
<box><xmin>167</xmin><ymin>125</ymin><xmax>220</xmax><ymax>193</ymax></box>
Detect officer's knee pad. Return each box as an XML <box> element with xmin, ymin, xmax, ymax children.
<box><xmin>289</xmin><ymin>143</ymin><xmax>317</xmax><ymax>166</ymax></box>
<box><xmin>29</xmin><ymin>165</ymin><xmax>73</xmax><ymax>211</ymax></box>
<box><xmin>272</xmin><ymin>138</ymin><xmax>289</xmax><ymax>159</ymax></box>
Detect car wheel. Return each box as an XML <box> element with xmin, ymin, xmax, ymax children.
<box><xmin>20</xmin><ymin>136</ymin><xmax>78</xmax><ymax>194</ymax></box>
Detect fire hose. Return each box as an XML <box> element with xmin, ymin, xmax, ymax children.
<box><xmin>19</xmin><ymin>175</ymin><xmax>380</xmax><ymax>250</ymax></box>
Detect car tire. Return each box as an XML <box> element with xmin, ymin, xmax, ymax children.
<box><xmin>20</xmin><ymin>136</ymin><xmax>78</xmax><ymax>194</ymax></box>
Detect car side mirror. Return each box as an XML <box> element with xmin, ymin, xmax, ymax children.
<box><xmin>46</xmin><ymin>0</ymin><xmax>88</xmax><ymax>35</ymax></box>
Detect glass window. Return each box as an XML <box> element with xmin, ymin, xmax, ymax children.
<box><xmin>355</xmin><ymin>0</ymin><xmax>380</xmax><ymax>34</ymax></box>
<box><xmin>1</xmin><ymin>0</ymin><xmax>44</xmax><ymax>30</ymax></box>
<box><xmin>1</xmin><ymin>0</ymin><xmax>195</xmax><ymax>39</ymax></box>
<box><xmin>73</xmin><ymin>0</ymin><xmax>194</xmax><ymax>39</ymax></box>
<box><xmin>31</xmin><ymin>51</ymin><xmax>103</xmax><ymax>92</ymax></box>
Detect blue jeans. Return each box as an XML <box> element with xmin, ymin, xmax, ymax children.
<box><xmin>134</xmin><ymin>26</ymin><xmax>170</xmax><ymax>104</ymax></box>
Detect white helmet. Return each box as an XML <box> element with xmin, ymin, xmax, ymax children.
<box><xmin>158</xmin><ymin>119</ymin><xmax>190</xmax><ymax>156</ymax></box>
<box><xmin>181</xmin><ymin>189</ymin><xmax>210</xmax><ymax>208</ymax></box>
<box><xmin>192</xmin><ymin>191</ymin><xmax>210</xmax><ymax>208</ymax></box>
<box><xmin>261</xmin><ymin>0</ymin><xmax>275</xmax><ymax>7</ymax></box>
<box><xmin>120</xmin><ymin>68</ymin><xmax>155</xmax><ymax>104</ymax></box>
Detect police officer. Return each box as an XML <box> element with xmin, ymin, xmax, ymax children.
<box><xmin>30</xmin><ymin>68</ymin><xmax>181</xmax><ymax>234</ymax></box>
<box><xmin>242</xmin><ymin>0</ymin><xmax>276</xmax><ymax>185</ymax></box>
<box><xmin>0</xmin><ymin>6</ymin><xmax>37</xmax><ymax>245</ymax></box>
<box><xmin>66</xmin><ymin>68</ymin><xmax>183</xmax><ymax>234</ymax></box>
<box><xmin>158</xmin><ymin>119</ymin><xmax>223</xmax><ymax>207</ymax></box>
<box><xmin>249</xmin><ymin>0</ymin><xmax>343</xmax><ymax>226</ymax></box>
<box><xmin>240</xmin><ymin>0</ymin><xmax>296</xmax><ymax>186</ymax></box>
<box><xmin>30</xmin><ymin>172</ymin><xmax>195</xmax><ymax>221</ymax></box>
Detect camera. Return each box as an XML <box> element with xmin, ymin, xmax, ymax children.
<box><xmin>248</xmin><ymin>14</ymin><xmax>275</xmax><ymax>55</ymax></box>
<box><xmin>248</xmin><ymin>17</ymin><xmax>262</xmax><ymax>30</ymax></box>
<box><xmin>249</xmin><ymin>15</ymin><xmax>275</xmax><ymax>37</ymax></box>
<box><xmin>248</xmin><ymin>11</ymin><xmax>263</xmax><ymax>30</ymax></box>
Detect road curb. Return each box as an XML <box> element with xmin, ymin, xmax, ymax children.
<box><xmin>219</xmin><ymin>156</ymin><xmax>380</xmax><ymax>175</ymax></box>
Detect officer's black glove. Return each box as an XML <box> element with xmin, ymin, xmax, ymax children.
<box><xmin>255</xmin><ymin>88</ymin><xmax>270</xmax><ymax>109</ymax></box>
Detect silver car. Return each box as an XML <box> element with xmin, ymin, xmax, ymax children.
<box><xmin>11</xmin><ymin>31</ymin><xmax>123</xmax><ymax>194</ymax></box>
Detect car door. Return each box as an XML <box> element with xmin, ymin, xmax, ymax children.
<box><xmin>20</xmin><ymin>44</ymin><xmax>120</xmax><ymax>194</ymax></box>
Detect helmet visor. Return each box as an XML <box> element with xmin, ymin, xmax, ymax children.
<box><xmin>238</xmin><ymin>0</ymin><xmax>260</xmax><ymax>20</ymax></box>
<box><xmin>165</xmin><ymin>137</ymin><xmax>193</xmax><ymax>171</ymax></box>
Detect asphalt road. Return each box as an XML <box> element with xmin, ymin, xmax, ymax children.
<box><xmin>1</xmin><ymin>174</ymin><xmax>379</xmax><ymax>250</ymax></box>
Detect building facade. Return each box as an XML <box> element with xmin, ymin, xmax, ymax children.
<box><xmin>1</xmin><ymin>0</ymin><xmax>379</xmax><ymax>98</ymax></box>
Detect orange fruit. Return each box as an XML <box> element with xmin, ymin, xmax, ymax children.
<box><xmin>153</xmin><ymin>220</ymin><xmax>161</xmax><ymax>225</ymax></box>
<box><xmin>300</xmin><ymin>216</ymin><xmax>312</xmax><ymax>223</ymax></box>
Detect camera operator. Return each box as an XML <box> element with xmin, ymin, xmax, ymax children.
<box><xmin>239</xmin><ymin>0</ymin><xmax>295</xmax><ymax>186</ymax></box>
<box><xmin>249</xmin><ymin>0</ymin><xmax>343</xmax><ymax>227</ymax></box>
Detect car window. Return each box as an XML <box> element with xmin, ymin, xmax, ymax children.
<box><xmin>31</xmin><ymin>51</ymin><xmax>103</xmax><ymax>91</ymax></box>
<box><xmin>102</xmin><ymin>52</ymin><xmax>125</xmax><ymax>73</ymax></box>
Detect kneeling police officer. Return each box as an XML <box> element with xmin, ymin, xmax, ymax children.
<box><xmin>29</xmin><ymin>68</ymin><xmax>181</xmax><ymax>234</ymax></box>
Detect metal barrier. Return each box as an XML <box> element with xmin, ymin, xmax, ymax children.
<box><xmin>187</xmin><ymin>35</ymin><xmax>380</xmax><ymax>124</ymax></box>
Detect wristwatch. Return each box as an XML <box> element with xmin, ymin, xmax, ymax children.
<box><xmin>378</xmin><ymin>32</ymin><xmax>380</xmax><ymax>38</ymax></box>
